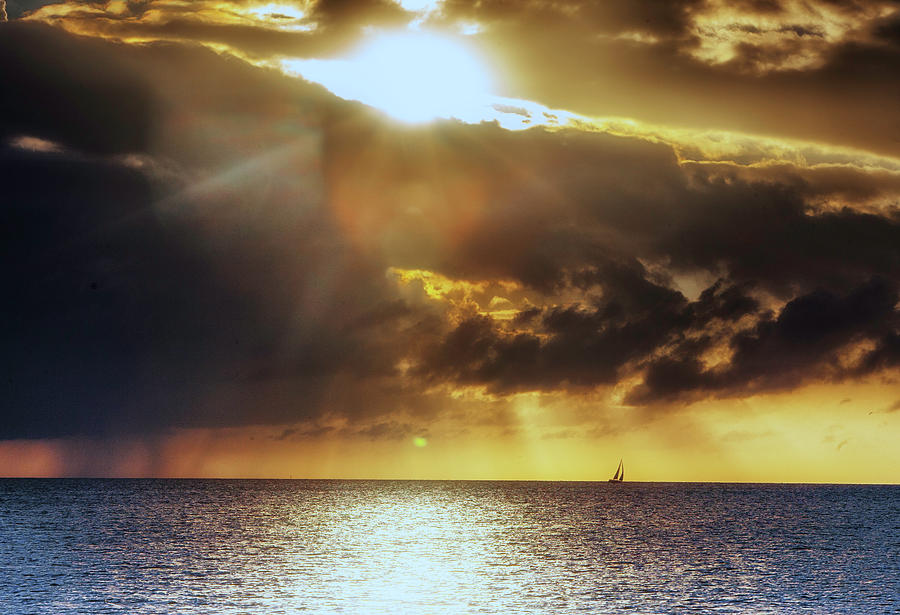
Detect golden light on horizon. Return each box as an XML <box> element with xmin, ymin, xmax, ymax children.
<box><xmin>2</xmin><ymin>378</ymin><xmax>897</xmax><ymax>482</ymax></box>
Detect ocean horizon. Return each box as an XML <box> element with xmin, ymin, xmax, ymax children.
<box><xmin>2</xmin><ymin>477</ymin><xmax>900</xmax><ymax>485</ymax></box>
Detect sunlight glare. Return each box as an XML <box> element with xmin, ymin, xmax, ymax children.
<box><xmin>282</xmin><ymin>31</ymin><xmax>494</xmax><ymax>123</ymax></box>
<box><xmin>397</xmin><ymin>0</ymin><xmax>441</xmax><ymax>11</ymax></box>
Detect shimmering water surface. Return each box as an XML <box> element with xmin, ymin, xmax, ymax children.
<box><xmin>0</xmin><ymin>480</ymin><xmax>896</xmax><ymax>614</ymax></box>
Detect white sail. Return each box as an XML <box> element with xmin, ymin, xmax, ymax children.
<box><xmin>611</xmin><ymin>459</ymin><xmax>623</xmax><ymax>481</ymax></box>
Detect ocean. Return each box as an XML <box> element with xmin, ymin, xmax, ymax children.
<box><xmin>0</xmin><ymin>480</ymin><xmax>896</xmax><ymax>614</ymax></box>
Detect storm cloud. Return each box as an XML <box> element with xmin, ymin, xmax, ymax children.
<box><xmin>1</xmin><ymin>11</ymin><xmax>898</xmax><ymax>441</ymax></box>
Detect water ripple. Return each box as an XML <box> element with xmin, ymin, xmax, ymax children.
<box><xmin>0</xmin><ymin>480</ymin><xmax>896</xmax><ymax>614</ymax></box>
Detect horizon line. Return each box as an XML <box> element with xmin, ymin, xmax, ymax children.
<box><xmin>1</xmin><ymin>477</ymin><xmax>897</xmax><ymax>486</ymax></box>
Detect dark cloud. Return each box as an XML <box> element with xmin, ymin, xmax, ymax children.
<box><xmin>0</xmin><ymin>21</ymin><xmax>336</xmax><ymax>160</ymax></box>
<box><xmin>310</xmin><ymin>0</ymin><xmax>409</xmax><ymax>28</ymax></box>
<box><xmin>692</xmin><ymin>280</ymin><xmax>760</xmax><ymax>322</ymax></box>
<box><xmin>0</xmin><ymin>22</ymin><xmax>155</xmax><ymax>154</ymax></box>
<box><xmin>415</xmin><ymin>273</ymin><xmax>897</xmax><ymax>403</ymax></box>
<box><xmin>436</xmin><ymin>0</ymin><xmax>900</xmax><ymax>157</ymax></box>
<box><xmin>272</xmin><ymin>424</ymin><xmax>336</xmax><ymax>440</ymax></box>
<box><xmin>439</xmin><ymin>0</ymin><xmax>705</xmax><ymax>38</ymax></box>
<box><xmin>873</xmin><ymin>14</ymin><xmax>900</xmax><ymax>45</ymax></box>
<box><xmin>416</xmin><ymin>262</ymin><xmax>756</xmax><ymax>395</ymax></box>
<box><xmin>1</xmin><ymin>21</ymin><xmax>898</xmax><ymax>441</ymax></box>
<box><xmin>323</xmin><ymin>103</ymin><xmax>900</xmax><ymax>404</ymax></box>
<box><xmin>854</xmin><ymin>331</ymin><xmax>900</xmax><ymax>375</ymax></box>
<box><xmin>0</xmin><ymin>142</ymin><xmax>384</xmax><ymax>438</ymax></box>
<box><xmin>685</xmin><ymin>163</ymin><xmax>900</xmax><ymax>208</ymax></box>
<box><xmin>328</xmin><ymin>121</ymin><xmax>900</xmax><ymax>298</ymax></box>
<box><xmin>657</xmin><ymin>182</ymin><xmax>900</xmax><ymax>297</ymax></box>
<box><xmin>0</xmin><ymin>25</ymin><xmax>416</xmax><ymax>439</ymax></box>
<box><xmin>629</xmin><ymin>277</ymin><xmax>900</xmax><ymax>403</ymax></box>
<box><xmin>394</xmin><ymin>133</ymin><xmax>899</xmax><ymax>398</ymax></box>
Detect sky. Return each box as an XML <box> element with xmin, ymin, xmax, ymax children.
<box><xmin>1</xmin><ymin>0</ymin><xmax>898</xmax><ymax>481</ymax></box>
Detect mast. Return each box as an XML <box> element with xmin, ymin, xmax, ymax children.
<box><xmin>620</xmin><ymin>461</ymin><xmax>624</xmax><ymax>482</ymax></box>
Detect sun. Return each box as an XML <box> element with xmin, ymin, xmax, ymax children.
<box><xmin>282</xmin><ymin>31</ymin><xmax>494</xmax><ymax>123</ymax></box>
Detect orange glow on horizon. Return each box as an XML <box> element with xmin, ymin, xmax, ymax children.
<box><xmin>1</xmin><ymin>378</ymin><xmax>896</xmax><ymax>483</ymax></box>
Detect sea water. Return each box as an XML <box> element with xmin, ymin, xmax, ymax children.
<box><xmin>0</xmin><ymin>480</ymin><xmax>896</xmax><ymax>614</ymax></box>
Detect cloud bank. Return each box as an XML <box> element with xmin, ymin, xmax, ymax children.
<box><xmin>0</xmin><ymin>11</ymin><xmax>898</xmax><ymax>441</ymax></box>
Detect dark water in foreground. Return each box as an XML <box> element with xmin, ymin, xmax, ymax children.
<box><xmin>0</xmin><ymin>480</ymin><xmax>897</xmax><ymax>614</ymax></box>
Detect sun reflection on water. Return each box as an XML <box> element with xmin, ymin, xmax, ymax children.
<box><xmin>287</xmin><ymin>482</ymin><xmax>519</xmax><ymax>611</ymax></box>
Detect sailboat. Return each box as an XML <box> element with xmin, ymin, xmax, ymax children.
<box><xmin>608</xmin><ymin>458</ymin><xmax>624</xmax><ymax>483</ymax></box>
